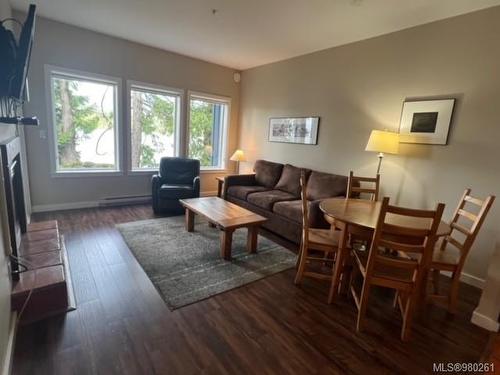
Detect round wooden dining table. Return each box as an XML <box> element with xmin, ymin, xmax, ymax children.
<box><xmin>320</xmin><ymin>198</ymin><xmax>451</xmax><ymax>236</ymax></box>
<box><xmin>319</xmin><ymin>198</ymin><xmax>451</xmax><ymax>302</ymax></box>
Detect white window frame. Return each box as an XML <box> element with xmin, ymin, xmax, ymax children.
<box><xmin>126</xmin><ymin>80</ymin><xmax>184</xmax><ymax>174</ymax></box>
<box><xmin>45</xmin><ymin>65</ymin><xmax>123</xmax><ymax>177</ymax></box>
<box><xmin>186</xmin><ymin>91</ymin><xmax>231</xmax><ymax>172</ymax></box>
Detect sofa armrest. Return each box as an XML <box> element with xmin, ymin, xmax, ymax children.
<box><xmin>223</xmin><ymin>174</ymin><xmax>257</xmax><ymax>197</ymax></box>
<box><xmin>193</xmin><ymin>176</ymin><xmax>201</xmax><ymax>197</ymax></box>
<box><xmin>152</xmin><ymin>174</ymin><xmax>163</xmax><ymax>213</ymax></box>
<box><xmin>152</xmin><ymin>174</ymin><xmax>163</xmax><ymax>191</ymax></box>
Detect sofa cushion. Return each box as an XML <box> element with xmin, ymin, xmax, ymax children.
<box><xmin>273</xmin><ymin>199</ymin><xmax>324</xmax><ymax>227</ymax></box>
<box><xmin>272</xmin><ymin>200</ymin><xmax>303</xmax><ymax>224</ymax></box>
<box><xmin>254</xmin><ymin>160</ymin><xmax>284</xmax><ymax>188</ymax></box>
<box><xmin>247</xmin><ymin>190</ymin><xmax>296</xmax><ymax>210</ymax></box>
<box><xmin>159</xmin><ymin>184</ymin><xmax>196</xmax><ymax>199</ymax></box>
<box><xmin>306</xmin><ymin>171</ymin><xmax>348</xmax><ymax>201</ymax></box>
<box><xmin>275</xmin><ymin>164</ymin><xmax>310</xmax><ymax>197</ymax></box>
<box><xmin>226</xmin><ymin>185</ymin><xmax>270</xmax><ymax>201</ymax></box>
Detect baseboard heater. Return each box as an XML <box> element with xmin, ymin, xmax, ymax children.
<box><xmin>98</xmin><ymin>195</ymin><xmax>152</xmax><ymax>207</ymax></box>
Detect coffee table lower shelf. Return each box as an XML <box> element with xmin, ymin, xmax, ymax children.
<box><xmin>180</xmin><ymin>197</ymin><xmax>267</xmax><ymax>260</ymax></box>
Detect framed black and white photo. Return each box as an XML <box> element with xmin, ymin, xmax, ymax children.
<box><xmin>268</xmin><ymin>117</ymin><xmax>319</xmax><ymax>145</ymax></box>
<box><xmin>399</xmin><ymin>99</ymin><xmax>455</xmax><ymax>145</ymax></box>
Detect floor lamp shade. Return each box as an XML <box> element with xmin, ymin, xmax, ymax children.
<box><xmin>365</xmin><ymin>130</ymin><xmax>399</xmax><ymax>174</ymax></box>
<box><xmin>365</xmin><ymin>130</ymin><xmax>399</xmax><ymax>154</ymax></box>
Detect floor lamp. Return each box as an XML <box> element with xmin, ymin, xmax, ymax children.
<box><xmin>365</xmin><ymin>130</ymin><xmax>399</xmax><ymax>174</ymax></box>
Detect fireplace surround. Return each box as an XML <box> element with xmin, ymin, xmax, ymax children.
<box><xmin>0</xmin><ymin>136</ymin><xmax>28</xmax><ymax>279</ymax></box>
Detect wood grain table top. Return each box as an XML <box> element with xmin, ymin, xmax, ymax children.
<box><xmin>180</xmin><ymin>197</ymin><xmax>267</xmax><ymax>230</ymax></box>
<box><xmin>320</xmin><ymin>198</ymin><xmax>451</xmax><ymax>236</ymax></box>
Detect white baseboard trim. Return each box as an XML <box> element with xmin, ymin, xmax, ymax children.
<box><xmin>32</xmin><ymin>200</ymin><xmax>98</xmax><ymax>213</ymax></box>
<box><xmin>32</xmin><ymin>191</ymin><xmax>218</xmax><ymax>213</ymax></box>
<box><xmin>441</xmin><ymin>270</ymin><xmax>485</xmax><ymax>289</ymax></box>
<box><xmin>460</xmin><ymin>272</ymin><xmax>485</xmax><ymax>289</ymax></box>
<box><xmin>99</xmin><ymin>195</ymin><xmax>151</xmax><ymax>207</ymax></box>
<box><xmin>471</xmin><ymin>310</ymin><xmax>500</xmax><ymax>332</ymax></box>
<box><xmin>1</xmin><ymin>312</ymin><xmax>17</xmax><ymax>375</ymax></box>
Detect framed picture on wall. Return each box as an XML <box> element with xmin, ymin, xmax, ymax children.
<box><xmin>399</xmin><ymin>99</ymin><xmax>455</xmax><ymax>145</ymax></box>
<box><xmin>268</xmin><ymin>117</ymin><xmax>320</xmax><ymax>145</ymax></box>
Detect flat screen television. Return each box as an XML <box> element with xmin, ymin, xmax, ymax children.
<box><xmin>11</xmin><ymin>4</ymin><xmax>36</xmax><ymax>101</ymax></box>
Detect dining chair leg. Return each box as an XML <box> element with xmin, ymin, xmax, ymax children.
<box><xmin>328</xmin><ymin>224</ymin><xmax>348</xmax><ymax>304</ymax></box>
<box><xmin>432</xmin><ymin>269</ymin><xmax>441</xmax><ymax>295</ymax></box>
<box><xmin>392</xmin><ymin>291</ymin><xmax>399</xmax><ymax>309</ymax></box>
<box><xmin>340</xmin><ymin>264</ymin><xmax>353</xmax><ymax>295</ymax></box>
<box><xmin>328</xmin><ymin>256</ymin><xmax>344</xmax><ymax>303</ymax></box>
<box><xmin>356</xmin><ymin>281</ymin><xmax>371</xmax><ymax>333</ymax></box>
<box><xmin>322</xmin><ymin>252</ymin><xmax>333</xmax><ymax>268</ymax></box>
<box><xmin>401</xmin><ymin>294</ymin><xmax>417</xmax><ymax>341</ymax></box>
<box><xmin>295</xmin><ymin>241</ymin><xmax>304</xmax><ymax>270</ymax></box>
<box><xmin>448</xmin><ymin>272</ymin><xmax>461</xmax><ymax>314</ymax></box>
<box><xmin>348</xmin><ymin>262</ymin><xmax>359</xmax><ymax>294</ymax></box>
<box><xmin>294</xmin><ymin>245</ymin><xmax>308</xmax><ymax>285</ymax></box>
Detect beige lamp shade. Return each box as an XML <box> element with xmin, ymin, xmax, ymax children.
<box><xmin>365</xmin><ymin>130</ymin><xmax>399</xmax><ymax>154</ymax></box>
<box><xmin>230</xmin><ymin>149</ymin><xmax>246</xmax><ymax>162</ymax></box>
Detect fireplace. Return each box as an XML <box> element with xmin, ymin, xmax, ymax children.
<box><xmin>0</xmin><ymin>136</ymin><xmax>28</xmax><ymax>279</ymax></box>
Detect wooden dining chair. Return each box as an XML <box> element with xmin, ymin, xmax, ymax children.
<box><xmin>347</xmin><ymin>171</ymin><xmax>380</xmax><ymax>201</ymax></box>
<box><xmin>350</xmin><ymin>197</ymin><xmax>445</xmax><ymax>341</ymax></box>
<box><xmin>429</xmin><ymin>189</ymin><xmax>495</xmax><ymax>313</ymax></box>
<box><xmin>346</xmin><ymin>171</ymin><xmax>381</xmax><ymax>249</ymax></box>
<box><xmin>323</xmin><ymin>171</ymin><xmax>380</xmax><ymax>230</ymax></box>
<box><xmin>295</xmin><ymin>171</ymin><xmax>340</xmax><ymax>290</ymax></box>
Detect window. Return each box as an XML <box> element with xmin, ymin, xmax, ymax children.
<box><xmin>129</xmin><ymin>83</ymin><xmax>182</xmax><ymax>170</ymax></box>
<box><xmin>48</xmin><ymin>68</ymin><xmax>121</xmax><ymax>173</ymax></box>
<box><xmin>188</xmin><ymin>92</ymin><xmax>230</xmax><ymax>170</ymax></box>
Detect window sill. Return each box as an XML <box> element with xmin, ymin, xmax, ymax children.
<box><xmin>50</xmin><ymin>169</ymin><xmax>230</xmax><ymax>178</ymax></box>
<box><xmin>200</xmin><ymin>168</ymin><xmax>229</xmax><ymax>174</ymax></box>
<box><xmin>128</xmin><ymin>169</ymin><xmax>158</xmax><ymax>176</ymax></box>
<box><xmin>51</xmin><ymin>170</ymin><xmax>123</xmax><ymax>178</ymax></box>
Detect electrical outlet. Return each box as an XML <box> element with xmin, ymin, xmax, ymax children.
<box><xmin>39</xmin><ymin>129</ymin><xmax>47</xmax><ymax>139</ymax></box>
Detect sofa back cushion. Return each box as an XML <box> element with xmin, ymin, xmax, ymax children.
<box><xmin>160</xmin><ymin>157</ymin><xmax>200</xmax><ymax>185</ymax></box>
<box><xmin>275</xmin><ymin>164</ymin><xmax>309</xmax><ymax>197</ymax></box>
<box><xmin>254</xmin><ymin>160</ymin><xmax>284</xmax><ymax>188</ymax></box>
<box><xmin>306</xmin><ymin>171</ymin><xmax>348</xmax><ymax>200</ymax></box>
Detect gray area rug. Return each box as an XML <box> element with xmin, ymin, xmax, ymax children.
<box><xmin>116</xmin><ymin>216</ymin><xmax>296</xmax><ymax>310</ymax></box>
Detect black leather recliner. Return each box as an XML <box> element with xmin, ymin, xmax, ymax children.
<box><xmin>152</xmin><ymin>157</ymin><xmax>200</xmax><ymax>214</ymax></box>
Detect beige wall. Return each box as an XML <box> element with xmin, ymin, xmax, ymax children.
<box><xmin>22</xmin><ymin>16</ymin><xmax>240</xmax><ymax>209</ymax></box>
<box><xmin>239</xmin><ymin>6</ymin><xmax>500</xmax><ymax>283</ymax></box>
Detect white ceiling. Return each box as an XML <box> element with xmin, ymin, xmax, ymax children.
<box><xmin>10</xmin><ymin>0</ymin><xmax>500</xmax><ymax>70</ymax></box>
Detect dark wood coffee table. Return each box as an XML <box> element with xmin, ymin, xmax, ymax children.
<box><xmin>179</xmin><ymin>197</ymin><xmax>268</xmax><ymax>260</ymax></box>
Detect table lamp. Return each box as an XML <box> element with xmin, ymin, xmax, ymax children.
<box><xmin>365</xmin><ymin>130</ymin><xmax>399</xmax><ymax>174</ymax></box>
<box><xmin>230</xmin><ymin>149</ymin><xmax>246</xmax><ymax>174</ymax></box>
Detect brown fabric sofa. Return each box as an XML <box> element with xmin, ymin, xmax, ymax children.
<box><xmin>223</xmin><ymin>160</ymin><xmax>349</xmax><ymax>244</ymax></box>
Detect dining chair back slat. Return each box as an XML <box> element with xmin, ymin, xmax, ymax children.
<box><xmin>378</xmin><ymin>239</ymin><xmax>426</xmax><ymax>255</ymax></box>
<box><xmin>441</xmin><ymin>189</ymin><xmax>494</xmax><ymax>257</ymax></box>
<box><xmin>347</xmin><ymin>171</ymin><xmax>380</xmax><ymax>201</ymax></box>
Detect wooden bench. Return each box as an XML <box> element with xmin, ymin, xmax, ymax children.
<box><xmin>11</xmin><ymin>220</ymin><xmax>75</xmax><ymax>324</ymax></box>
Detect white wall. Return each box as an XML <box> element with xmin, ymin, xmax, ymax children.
<box><xmin>239</xmin><ymin>6</ymin><xmax>500</xmax><ymax>284</ymax></box>
<box><xmin>22</xmin><ymin>15</ymin><xmax>241</xmax><ymax>209</ymax></box>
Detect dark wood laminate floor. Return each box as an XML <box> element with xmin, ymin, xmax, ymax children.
<box><xmin>13</xmin><ymin>205</ymin><xmax>489</xmax><ymax>375</ymax></box>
